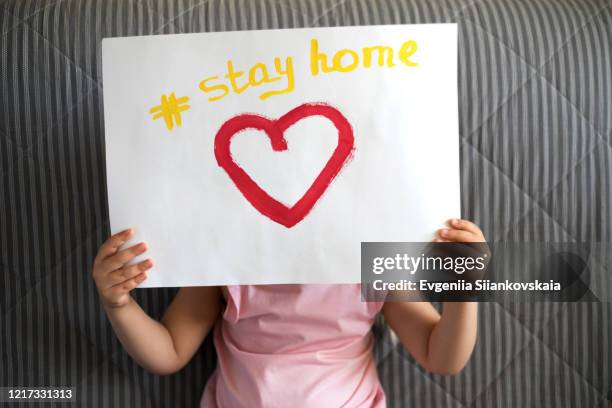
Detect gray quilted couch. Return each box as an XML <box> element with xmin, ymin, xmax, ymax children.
<box><xmin>1</xmin><ymin>0</ymin><xmax>611</xmax><ymax>407</ymax></box>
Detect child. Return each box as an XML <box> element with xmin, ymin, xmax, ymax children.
<box><xmin>92</xmin><ymin>219</ymin><xmax>483</xmax><ymax>407</ymax></box>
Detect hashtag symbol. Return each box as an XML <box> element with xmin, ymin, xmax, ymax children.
<box><xmin>149</xmin><ymin>92</ymin><xmax>191</xmax><ymax>131</ymax></box>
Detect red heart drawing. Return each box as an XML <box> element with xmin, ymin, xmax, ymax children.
<box><xmin>214</xmin><ymin>102</ymin><xmax>355</xmax><ymax>228</ymax></box>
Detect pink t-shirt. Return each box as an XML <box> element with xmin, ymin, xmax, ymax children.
<box><xmin>200</xmin><ymin>284</ymin><xmax>386</xmax><ymax>407</ymax></box>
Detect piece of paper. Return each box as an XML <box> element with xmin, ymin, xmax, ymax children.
<box><xmin>101</xmin><ymin>24</ymin><xmax>460</xmax><ymax>287</ymax></box>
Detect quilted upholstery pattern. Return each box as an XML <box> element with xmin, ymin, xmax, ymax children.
<box><xmin>1</xmin><ymin>0</ymin><xmax>611</xmax><ymax>406</ymax></box>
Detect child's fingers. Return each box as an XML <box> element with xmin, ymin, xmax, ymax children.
<box><xmin>109</xmin><ymin>272</ymin><xmax>148</xmax><ymax>296</ymax></box>
<box><xmin>104</xmin><ymin>259</ymin><xmax>154</xmax><ymax>289</ymax></box>
<box><xmin>438</xmin><ymin>228</ymin><xmax>479</xmax><ymax>242</ymax></box>
<box><xmin>447</xmin><ymin>219</ymin><xmax>482</xmax><ymax>235</ymax></box>
<box><xmin>102</xmin><ymin>242</ymin><xmax>148</xmax><ymax>272</ymax></box>
<box><xmin>95</xmin><ymin>228</ymin><xmax>134</xmax><ymax>262</ymax></box>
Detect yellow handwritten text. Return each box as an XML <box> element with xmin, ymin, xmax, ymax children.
<box><xmin>149</xmin><ymin>92</ymin><xmax>190</xmax><ymax>131</ymax></box>
<box><xmin>310</xmin><ymin>38</ymin><xmax>418</xmax><ymax>76</ymax></box>
<box><xmin>196</xmin><ymin>38</ymin><xmax>418</xmax><ymax>104</ymax></box>
<box><xmin>199</xmin><ymin>57</ymin><xmax>294</xmax><ymax>102</ymax></box>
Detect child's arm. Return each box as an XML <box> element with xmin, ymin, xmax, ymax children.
<box><xmin>382</xmin><ymin>219</ymin><xmax>482</xmax><ymax>375</ymax></box>
<box><xmin>93</xmin><ymin>228</ymin><xmax>222</xmax><ymax>375</ymax></box>
<box><xmin>383</xmin><ymin>300</ymin><xmax>477</xmax><ymax>375</ymax></box>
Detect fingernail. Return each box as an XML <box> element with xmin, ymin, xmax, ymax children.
<box><xmin>440</xmin><ymin>229</ymin><xmax>450</xmax><ymax>237</ymax></box>
<box><xmin>452</xmin><ymin>219</ymin><xmax>460</xmax><ymax>225</ymax></box>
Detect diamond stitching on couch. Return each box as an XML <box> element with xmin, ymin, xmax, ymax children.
<box><xmin>464</xmin><ymin>75</ymin><xmax>602</xmax><ymax>199</ymax></box>
<box><xmin>537</xmin><ymin>142</ymin><xmax>612</xmax><ymax>241</ymax></box>
<box><xmin>23</xmin><ymin>0</ymin><xmax>169</xmax><ymax>81</ymax></box>
<box><xmin>453</xmin><ymin>0</ymin><xmax>599</xmax><ymax>66</ymax></box>
<box><xmin>0</xmin><ymin>3</ymin><xmax>21</xmax><ymax>37</ymax></box>
<box><xmin>74</xmin><ymin>359</ymin><xmax>152</xmax><ymax>406</ymax></box>
<box><xmin>393</xmin><ymin>302</ymin><xmax>536</xmax><ymax>405</ymax></box>
<box><xmin>459</xmin><ymin>141</ymin><xmax>568</xmax><ymax>241</ymax></box>
<box><xmin>457</xmin><ymin>2</ymin><xmax>612</xmax><ymax>143</ymax></box>
<box><xmin>136</xmin><ymin>0</ymin><xmax>216</xmax><ymax>34</ymax></box>
<box><xmin>1</xmin><ymin>0</ymin><xmax>67</xmax><ymax>22</ymax></box>
<box><xmin>466</xmin><ymin>335</ymin><xmax>607</xmax><ymax>407</ymax></box>
<box><xmin>465</xmin><ymin>302</ymin><xmax>604</xmax><ymax>406</ymax></box>
<box><xmin>539</xmin><ymin>6</ymin><xmax>612</xmax><ymax>137</ymax></box>
<box><xmin>456</xmin><ymin>19</ymin><xmax>536</xmax><ymax>141</ymax></box>
<box><xmin>377</xmin><ymin>346</ymin><xmax>466</xmax><ymax>407</ymax></box>
<box><xmin>455</xmin><ymin>11</ymin><xmax>611</xmax><ymax>242</ymax></box>
<box><xmin>538</xmin><ymin>302</ymin><xmax>612</xmax><ymax>394</ymax></box>
<box><xmin>0</xmin><ymin>220</ymin><xmax>104</xmax><ymax>316</ymax></box>
<box><xmin>0</xmin><ymin>21</ymin><xmax>99</xmax><ymax>150</ymax></box>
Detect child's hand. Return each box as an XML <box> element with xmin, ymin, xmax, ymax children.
<box><xmin>92</xmin><ymin>228</ymin><xmax>154</xmax><ymax>308</ymax></box>
<box><xmin>435</xmin><ymin>219</ymin><xmax>486</xmax><ymax>243</ymax></box>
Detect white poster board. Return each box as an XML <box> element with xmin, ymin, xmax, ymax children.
<box><xmin>102</xmin><ymin>24</ymin><xmax>460</xmax><ymax>287</ymax></box>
